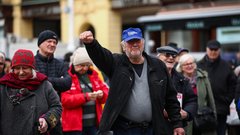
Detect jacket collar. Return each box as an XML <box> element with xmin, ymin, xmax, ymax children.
<box><xmin>204</xmin><ymin>54</ymin><xmax>221</xmax><ymax>66</ymax></box>
<box><xmin>121</xmin><ymin>51</ymin><xmax>158</xmax><ymax>71</ymax></box>
<box><xmin>196</xmin><ymin>68</ymin><xmax>208</xmax><ymax>78</ymax></box>
<box><xmin>36</xmin><ymin>50</ymin><xmax>54</xmax><ymax>62</ymax></box>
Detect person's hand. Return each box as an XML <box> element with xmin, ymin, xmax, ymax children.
<box><xmin>95</xmin><ymin>90</ymin><xmax>103</xmax><ymax>99</ymax></box>
<box><xmin>163</xmin><ymin>109</ymin><xmax>168</xmax><ymax>118</ymax></box>
<box><xmin>180</xmin><ymin>109</ymin><xmax>188</xmax><ymax>120</ymax></box>
<box><xmin>79</xmin><ymin>31</ymin><xmax>94</xmax><ymax>44</ymax></box>
<box><xmin>173</xmin><ymin>127</ymin><xmax>185</xmax><ymax>135</ymax></box>
<box><xmin>88</xmin><ymin>92</ymin><xmax>98</xmax><ymax>101</ymax></box>
<box><xmin>38</xmin><ymin>118</ymin><xmax>48</xmax><ymax>134</ymax></box>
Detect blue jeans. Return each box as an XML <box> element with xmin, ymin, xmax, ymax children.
<box><xmin>112</xmin><ymin>116</ymin><xmax>153</xmax><ymax>135</ymax></box>
<box><xmin>63</xmin><ymin>126</ymin><xmax>97</xmax><ymax>135</ymax></box>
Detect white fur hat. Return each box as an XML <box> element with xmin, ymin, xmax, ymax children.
<box><xmin>71</xmin><ymin>47</ymin><xmax>92</xmax><ymax>66</ymax></box>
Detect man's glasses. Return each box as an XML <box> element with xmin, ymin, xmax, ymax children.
<box><xmin>162</xmin><ymin>53</ymin><xmax>177</xmax><ymax>59</ymax></box>
<box><xmin>0</xmin><ymin>63</ymin><xmax>4</xmax><ymax>66</ymax></box>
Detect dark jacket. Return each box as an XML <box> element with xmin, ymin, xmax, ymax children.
<box><xmin>197</xmin><ymin>55</ymin><xmax>237</xmax><ymax>115</ymax></box>
<box><xmin>235</xmin><ymin>77</ymin><xmax>240</xmax><ymax>118</ymax></box>
<box><xmin>171</xmin><ymin>69</ymin><xmax>197</xmax><ymax>123</ymax></box>
<box><xmin>0</xmin><ymin>80</ymin><xmax>62</xmax><ymax>135</ymax></box>
<box><xmin>35</xmin><ymin>51</ymin><xmax>72</xmax><ymax>93</ymax></box>
<box><xmin>85</xmin><ymin>40</ymin><xmax>183</xmax><ymax>135</ymax></box>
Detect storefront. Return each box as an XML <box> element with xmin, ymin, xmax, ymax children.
<box><xmin>138</xmin><ymin>5</ymin><xmax>240</xmax><ymax>55</ymax></box>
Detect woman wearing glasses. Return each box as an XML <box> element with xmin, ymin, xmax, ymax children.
<box><xmin>176</xmin><ymin>53</ymin><xmax>217</xmax><ymax>135</ymax></box>
<box><xmin>156</xmin><ymin>45</ymin><xmax>197</xmax><ymax>134</ymax></box>
<box><xmin>61</xmin><ymin>47</ymin><xmax>109</xmax><ymax>135</ymax></box>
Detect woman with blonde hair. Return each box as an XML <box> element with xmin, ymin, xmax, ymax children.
<box><xmin>176</xmin><ymin>53</ymin><xmax>217</xmax><ymax>135</ymax></box>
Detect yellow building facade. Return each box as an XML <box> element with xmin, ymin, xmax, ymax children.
<box><xmin>60</xmin><ymin>0</ymin><xmax>122</xmax><ymax>52</ymax></box>
<box><xmin>3</xmin><ymin>0</ymin><xmax>239</xmax><ymax>56</ymax></box>
<box><xmin>6</xmin><ymin>0</ymin><xmax>122</xmax><ymax>53</ymax></box>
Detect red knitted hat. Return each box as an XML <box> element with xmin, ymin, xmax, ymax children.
<box><xmin>11</xmin><ymin>49</ymin><xmax>35</xmax><ymax>69</ymax></box>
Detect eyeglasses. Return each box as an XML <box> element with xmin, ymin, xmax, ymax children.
<box><xmin>75</xmin><ymin>63</ymin><xmax>91</xmax><ymax>67</ymax></box>
<box><xmin>0</xmin><ymin>63</ymin><xmax>4</xmax><ymax>66</ymax></box>
<box><xmin>162</xmin><ymin>53</ymin><xmax>177</xmax><ymax>59</ymax></box>
<box><xmin>182</xmin><ymin>62</ymin><xmax>195</xmax><ymax>67</ymax></box>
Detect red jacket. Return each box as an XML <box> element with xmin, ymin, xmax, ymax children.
<box><xmin>61</xmin><ymin>66</ymin><xmax>109</xmax><ymax>132</ymax></box>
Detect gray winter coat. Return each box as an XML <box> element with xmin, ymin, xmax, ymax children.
<box><xmin>0</xmin><ymin>80</ymin><xmax>62</xmax><ymax>135</ymax></box>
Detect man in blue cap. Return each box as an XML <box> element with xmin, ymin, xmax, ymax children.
<box><xmin>79</xmin><ymin>27</ymin><xmax>185</xmax><ymax>135</ymax></box>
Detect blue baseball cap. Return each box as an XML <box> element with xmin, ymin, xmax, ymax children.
<box><xmin>122</xmin><ymin>28</ymin><xmax>143</xmax><ymax>42</ymax></box>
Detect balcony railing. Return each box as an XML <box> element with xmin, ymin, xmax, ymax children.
<box><xmin>112</xmin><ymin>0</ymin><xmax>160</xmax><ymax>8</ymax></box>
<box><xmin>21</xmin><ymin>0</ymin><xmax>59</xmax><ymax>6</ymax></box>
<box><xmin>111</xmin><ymin>0</ymin><xmax>217</xmax><ymax>8</ymax></box>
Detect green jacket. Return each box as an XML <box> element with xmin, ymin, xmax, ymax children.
<box><xmin>195</xmin><ymin>68</ymin><xmax>217</xmax><ymax>135</ymax></box>
<box><xmin>196</xmin><ymin>68</ymin><xmax>216</xmax><ymax>116</ymax></box>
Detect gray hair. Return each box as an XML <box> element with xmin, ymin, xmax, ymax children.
<box><xmin>176</xmin><ymin>53</ymin><xmax>196</xmax><ymax>73</ymax></box>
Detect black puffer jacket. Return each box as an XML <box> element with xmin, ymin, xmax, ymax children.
<box><xmin>197</xmin><ymin>55</ymin><xmax>237</xmax><ymax>115</ymax></box>
<box><xmin>35</xmin><ymin>51</ymin><xmax>72</xmax><ymax>93</ymax></box>
<box><xmin>86</xmin><ymin>40</ymin><xmax>183</xmax><ymax>135</ymax></box>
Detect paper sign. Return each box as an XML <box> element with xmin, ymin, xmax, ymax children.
<box><xmin>177</xmin><ymin>93</ymin><xmax>183</xmax><ymax>108</ymax></box>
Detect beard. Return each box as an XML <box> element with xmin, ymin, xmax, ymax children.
<box><xmin>127</xmin><ymin>50</ymin><xmax>141</xmax><ymax>59</ymax></box>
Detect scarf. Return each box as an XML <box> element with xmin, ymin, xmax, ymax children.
<box><xmin>0</xmin><ymin>72</ymin><xmax>47</xmax><ymax>91</ymax></box>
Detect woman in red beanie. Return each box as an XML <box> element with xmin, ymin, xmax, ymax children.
<box><xmin>0</xmin><ymin>49</ymin><xmax>62</xmax><ymax>135</ymax></box>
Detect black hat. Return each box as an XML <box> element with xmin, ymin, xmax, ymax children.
<box><xmin>207</xmin><ymin>40</ymin><xmax>221</xmax><ymax>49</ymax></box>
<box><xmin>167</xmin><ymin>42</ymin><xmax>179</xmax><ymax>51</ymax></box>
<box><xmin>156</xmin><ymin>46</ymin><xmax>178</xmax><ymax>55</ymax></box>
<box><xmin>37</xmin><ymin>30</ymin><xmax>58</xmax><ymax>46</ymax></box>
<box><xmin>178</xmin><ymin>48</ymin><xmax>189</xmax><ymax>54</ymax></box>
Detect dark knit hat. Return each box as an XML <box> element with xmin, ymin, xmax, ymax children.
<box><xmin>11</xmin><ymin>49</ymin><xmax>35</xmax><ymax>69</ymax></box>
<box><xmin>37</xmin><ymin>30</ymin><xmax>58</xmax><ymax>46</ymax></box>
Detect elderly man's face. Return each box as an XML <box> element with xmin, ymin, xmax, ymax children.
<box><xmin>38</xmin><ymin>39</ymin><xmax>57</xmax><ymax>57</ymax></box>
<box><xmin>123</xmin><ymin>39</ymin><xmax>144</xmax><ymax>61</ymax></box>
<box><xmin>158</xmin><ymin>52</ymin><xmax>177</xmax><ymax>70</ymax></box>
<box><xmin>206</xmin><ymin>47</ymin><xmax>220</xmax><ymax>60</ymax></box>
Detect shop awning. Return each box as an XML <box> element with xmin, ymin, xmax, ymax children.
<box><xmin>137</xmin><ymin>5</ymin><xmax>240</xmax><ymax>30</ymax></box>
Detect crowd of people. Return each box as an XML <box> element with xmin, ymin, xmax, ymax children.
<box><xmin>0</xmin><ymin>27</ymin><xmax>239</xmax><ymax>135</ymax></box>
